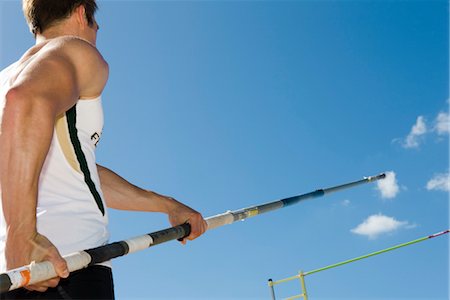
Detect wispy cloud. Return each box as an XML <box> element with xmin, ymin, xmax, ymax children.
<box><xmin>397</xmin><ymin>101</ymin><xmax>449</xmax><ymax>149</ymax></box>
<box><xmin>426</xmin><ymin>172</ymin><xmax>450</xmax><ymax>192</ymax></box>
<box><xmin>341</xmin><ymin>199</ymin><xmax>351</xmax><ymax>207</ymax></box>
<box><xmin>351</xmin><ymin>214</ymin><xmax>410</xmax><ymax>239</ymax></box>
<box><xmin>403</xmin><ymin>116</ymin><xmax>427</xmax><ymax>148</ymax></box>
<box><xmin>377</xmin><ymin>171</ymin><xmax>399</xmax><ymax>199</ymax></box>
<box><xmin>433</xmin><ymin>112</ymin><xmax>450</xmax><ymax>136</ymax></box>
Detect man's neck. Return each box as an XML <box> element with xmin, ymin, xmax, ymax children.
<box><xmin>35</xmin><ymin>25</ymin><xmax>78</xmax><ymax>44</ymax></box>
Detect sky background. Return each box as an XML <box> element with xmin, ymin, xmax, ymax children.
<box><xmin>0</xmin><ymin>0</ymin><xmax>449</xmax><ymax>299</ymax></box>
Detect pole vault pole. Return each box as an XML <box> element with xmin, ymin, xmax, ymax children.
<box><xmin>0</xmin><ymin>173</ymin><xmax>385</xmax><ymax>293</ymax></box>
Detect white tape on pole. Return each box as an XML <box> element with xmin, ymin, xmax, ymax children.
<box><xmin>64</xmin><ymin>251</ymin><xmax>92</xmax><ymax>272</ymax></box>
<box><xmin>125</xmin><ymin>235</ymin><xmax>154</xmax><ymax>254</ymax></box>
<box><xmin>17</xmin><ymin>251</ymin><xmax>93</xmax><ymax>286</ymax></box>
<box><xmin>8</xmin><ymin>266</ymin><xmax>30</xmax><ymax>290</ymax></box>
<box><xmin>205</xmin><ymin>211</ymin><xmax>234</xmax><ymax>230</ymax></box>
<box><xmin>28</xmin><ymin>261</ymin><xmax>56</xmax><ymax>285</ymax></box>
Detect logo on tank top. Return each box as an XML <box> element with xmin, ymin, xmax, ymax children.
<box><xmin>91</xmin><ymin>132</ymin><xmax>101</xmax><ymax>147</ymax></box>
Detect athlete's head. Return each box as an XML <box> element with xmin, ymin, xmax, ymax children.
<box><xmin>22</xmin><ymin>0</ymin><xmax>98</xmax><ymax>36</ymax></box>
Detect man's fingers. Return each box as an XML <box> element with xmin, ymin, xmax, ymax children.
<box><xmin>186</xmin><ymin>214</ymin><xmax>207</xmax><ymax>241</ymax></box>
<box><xmin>44</xmin><ymin>277</ymin><xmax>60</xmax><ymax>288</ymax></box>
<box><xmin>26</xmin><ymin>284</ymin><xmax>49</xmax><ymax>292</ymax></box>
<box><xmin>47</xmin><ymin>247</ymin><xmax>69</xmax><ymax>278</ymax></box>
<box><xmin>168</xmin><ymin>205</ymin><xmax>207</xmax><ymax>244</ymax></box>
<box><xmin>25</xmin><ymin>276</ymin><xmax>60</xmax><ymax>292</ymax></box>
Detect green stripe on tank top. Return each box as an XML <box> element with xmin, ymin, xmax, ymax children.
<box><xmin>66</xmin><ymin>105</ymin><xmax>105</xmax><ymax>216</ymax></box>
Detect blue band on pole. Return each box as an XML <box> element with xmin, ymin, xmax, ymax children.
<box><xmin>281</xmin><ymin>190</ymin><xmax>325</xmax><ymax>207</ymax></box>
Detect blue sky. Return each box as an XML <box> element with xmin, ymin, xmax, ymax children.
<box><xmin>0</xmin><ymin>0</ymin><xmax>448</xmax><ymax>299</ymax></box>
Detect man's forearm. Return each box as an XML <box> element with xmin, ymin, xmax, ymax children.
<box><xmin>97</xmin><ymin>164</ymin><xmax>181</xmax><ymax>212</ymax></box>
<box><xmin>0</xmin><ymin>89</ymin><xmax>57</xmax><ymax>267</ymax></box>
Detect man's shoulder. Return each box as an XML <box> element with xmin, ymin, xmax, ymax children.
<box><xmin>43</xmin><ymin>36</ymin><xmax>109</xmax><ymax>96</ymax></box>
<box><xmin>10</xmin><ymin>36</ymin><xmax>109</xmax><ymax>98</ymax></box>
<box><xmin>44</xmin><ymin>36</ymin><xmax>108</xmax><ymax>69</ymax></box>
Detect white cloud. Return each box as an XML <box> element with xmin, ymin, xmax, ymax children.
<box><xmin>433</xmin><ymin>112</ymin><xmax>450</xmax><ymax>135</ymax></box>
<box><xmin>426</xmin><ymin>172</ymin><xmax>450</xmax><ymax>192</ymax></box>
<box><xmin>351</xmin><ymin>214</ymin><xmax>409</xmax><ymax>239</ymax></box>
<box><xmin>403</xmin><ymin>116</ymin><xmax>427</xmax><ymax>148</ymax></box>
<box><xmin>377</xmin><ymin>171</ymin><xmax>399</xmax><ymax>199</ymax></box>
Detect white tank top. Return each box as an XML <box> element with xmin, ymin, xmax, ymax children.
<box><xmin>0</xmin><ymin>62</ymin><xmax>109</xmax><ymax>272</ymax></box>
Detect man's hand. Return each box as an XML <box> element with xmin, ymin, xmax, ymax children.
<box><xmin>166</xmin><ymin>199</ymin><xmax>207</xmax><ymax>245</ymax></box>
<box><xmin>5</xmin><ymin>232</ymin><xmax>69</xmax><ymax>292</ymax></box>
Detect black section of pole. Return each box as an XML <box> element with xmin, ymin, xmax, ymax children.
<box><xmin>85</xmin><ymin>223</ymin><xmax>191</xmax><ymax>266</ymax></box>
<box><xmin>150</xmin><ymin>223</ymin><xmax>191</xmax><ymax>246</ymax></box>
<box><xmin>0</xmin><ymin>274</ymin><xmax>12</xmax><ymax>294</ymax></box>
<box><xmin>86</xmin><ymin>241</ymin><xmax>130</xmax><ymax>266</ymax></box>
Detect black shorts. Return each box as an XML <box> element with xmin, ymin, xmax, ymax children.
<box><xmin>0</xmin><ymin>265</ymin><xmax>114</xmax><ymax>300</ymax></box>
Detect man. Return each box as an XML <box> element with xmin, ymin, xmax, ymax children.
<box><xmin>0</xmin><ymin>0</ymin><xmax>207</xmax><ymax>299</ymax></box>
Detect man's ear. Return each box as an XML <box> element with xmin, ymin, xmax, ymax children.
<box><xmin>74</xmin><ymin>5</ymin><xmax>88</xmax><ymax>27</ymax></box>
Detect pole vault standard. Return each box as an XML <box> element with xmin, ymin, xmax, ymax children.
<box><xmin>0</xmin><ymin>173</ymin><xmax>385</xmax><ymax>293</ymax></box>
<box><xmin>267</xmin><ymin>229</ymin><xmax>450</xmax><ymax>300</ymax></box>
